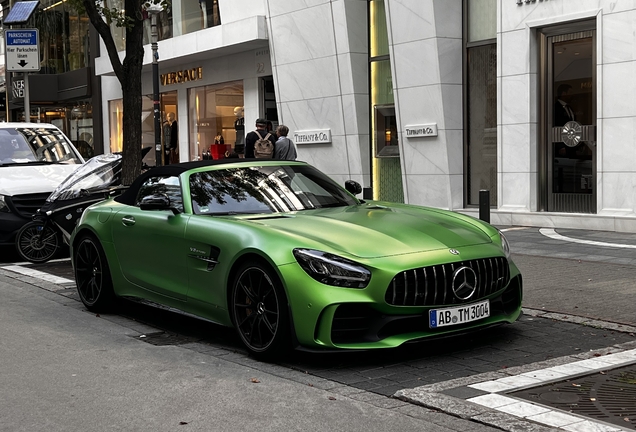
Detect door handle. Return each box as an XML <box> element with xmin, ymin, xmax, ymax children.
<box><xmin>121</xmin><ymin>216</ymin><xmax>136</xmax><ymax>226</ymax></box>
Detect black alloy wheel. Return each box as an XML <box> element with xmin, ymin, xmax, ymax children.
<box><xmin>15</xmin><ymin>221</ymin><xmax>60</xmax><ymax>263</ymax></box>
<box><xmin>231</xmin><ymin>262</ymin><xmax>290</xmax><ymax>360</ymax></box>
<box><xmin>74</xmin><ymin>235</ymin><xmax>114</xmax><ymax>312</ymax></box>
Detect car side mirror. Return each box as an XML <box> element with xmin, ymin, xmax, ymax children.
<box><xmin>139</xmin><ymin>193</ymin><xmax>179</xmax><ymax>214</ymax></box>
<box><xmin>344</xmin><ymin>180</ymin><xmax>362</xmax><ymax>195</ymax></box>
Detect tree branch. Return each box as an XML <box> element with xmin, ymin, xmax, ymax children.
<box><xmin>82</xmin><ymin>0</ymin><xmax>125</xmax><ymax>84</ymax></box>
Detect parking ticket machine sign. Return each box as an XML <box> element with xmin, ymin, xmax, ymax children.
<box><xmin>5</xmin><ymin>29</ymin><xmax>40</xmax><ymax>72</ymax></box>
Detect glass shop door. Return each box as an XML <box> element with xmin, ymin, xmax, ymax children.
<box><xmin>544</xmin><ymin>30</ymin><xmax>596</xmax><ymax>213</ymax></box>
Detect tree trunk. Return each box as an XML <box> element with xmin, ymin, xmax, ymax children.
<box><xmin>120</xmin><ymin>0</ymin><xmax>146</xmax><ymax>186</ymax></box>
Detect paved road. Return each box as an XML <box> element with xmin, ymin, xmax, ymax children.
<box><xmin>2</xmin><ymin>226</ymin><xmax>636</xmax><ymax>431</ymax></box>
<box><xmin>4</xmin><ymin>274</ymin><xmax>493</xmax><ymax>432</ymax></box>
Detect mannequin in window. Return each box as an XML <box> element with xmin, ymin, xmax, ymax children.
<box><xmin>234</xmin><ymin>106</ymin><xmax>245</xmax><ymax>155</ymax></box>
<box><xmin>162</xmin><ymin>114</ymin><xmax>172</xmax><ymax>165</ymax></box>
<box><xmin>166</xmin><ymin>112</ymin><xmax>178</xmax><ymax>164</ymax></box>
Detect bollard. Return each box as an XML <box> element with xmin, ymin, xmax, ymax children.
<box><xmin>363</xmin><ymin>188</ymin><xmax>373</xmax><ymax>200</ymax></box>
<box><xmin>479</xmin><ymin>189</ymin><xmax>490</xmax><ymax>223</ymax></box>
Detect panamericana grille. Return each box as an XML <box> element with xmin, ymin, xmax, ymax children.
<box><xmin>385</xmin><ymin>257</ymin><xmax>510</xmax><ymax>307</ymax></box>
<box><xmin>7</xmin><ymin>192</ymin><xmax>49</xmax><ymax>218</ymax></box>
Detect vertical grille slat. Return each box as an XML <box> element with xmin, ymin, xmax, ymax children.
<box><xmin>432</xmin><ymin>266</ymin><xmax>439</xmax><ymax>305</ymax></box>
<box><xmin>481</xmin><ymin>259</ymin><xmax>488</xmax><ymax>296</ymax></box>
<box><xmin>474</xmin><ymin>260</ymin><xmax>482</xmax><ymax>299</ymax></box>
<box><xmin>413</xmin><ymin>269</ymin><xmax>419</xmax><ymax>306</ymax></box>
<box><xmin>402</xmin><ymin>271</ymin><xmax>408</xmax><ymax>306</ymax></box>
<box><xmin>385</xmin><ymin>257</ymin><xmax>511</xmax><ymax>307</ymax></box>
<box><xmin>391</xmin><ymin>279</ymin><xmax>397</xmax><ymax>305</ymax></box>
<box><xmin>441</xmin><ymin>265</ymin><xmax>448</xmax><ymax>304</ymax></box>
<box><xmin>495</xmin><ymin>257</ymin><xmax>503</xmax><ymax>291</ymax></box>
<box><xmin>423</xmin><ymin>268</ymin><xmax>429</xmax><ymax>306</ymax></box>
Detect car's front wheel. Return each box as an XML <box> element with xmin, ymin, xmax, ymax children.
<box><xmin>74</xmin><ymin>235</ymin><xmax>114</xmax><ymax>312</ymax></box>
<box><xmin>231</xmin><ymin>261</ymin><xmax>290</xmax><ymax>360</ymax></box>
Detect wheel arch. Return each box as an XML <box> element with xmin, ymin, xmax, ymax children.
<box><xmin>225</xmin><ymin>252</ymin><xmax>287</xmax><ymax>310</ymax></box>
<box><xmin>71</xmin><ymin>226</ymin><xmax>101</xmax><ymax>260</ymax></box>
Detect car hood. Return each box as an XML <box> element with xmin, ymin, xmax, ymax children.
<box><xmin>0</xmin><ymin>164</ymin><xmax>81</xmax><ymax>196</ymax></box>
<box><xmin>245</xmin><ymin>204</ymin><xmax>492</xmax><ymax>258</ymax></box>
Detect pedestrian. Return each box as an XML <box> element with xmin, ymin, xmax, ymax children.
<box><xmin>245</xmin><ymin>118</ymin><xmax>276</xmax><ymax>158</ymax></box>
<box><xmin>273</xmin><ymin>125</ymin><xmax>297</xmax><ymax>161</ymax></box>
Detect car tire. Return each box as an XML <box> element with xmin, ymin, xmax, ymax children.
<box><xmin>231</xmin><ymin>261</ymin><xmax>290</xmax><ymax>361</ymax></box>
<box><xmin>15</xmin><ymin>221</ymin><xmax>60</xmax><ymax>264</ymax></box>
<box><xmin>74</xmin><ymin>235</ymin><xmax>115</xmax><ymax>312</ymax></box>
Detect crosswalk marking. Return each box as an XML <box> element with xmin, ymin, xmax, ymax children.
<box><xmin>2</xmin><ymin>265</ymin><xmax>74</xmax><ymax>285</ymax></box>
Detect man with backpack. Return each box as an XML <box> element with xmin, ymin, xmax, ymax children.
<box><xmin>245</xmin><ymin>118</ymin><xmax>277</xmax><ymax>158</ymax></box>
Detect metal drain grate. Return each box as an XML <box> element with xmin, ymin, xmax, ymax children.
<box><xmin>136</xmin><ymin>332</ymin><xmax>198</xmax><ymax>346</ymax></box>
<box><xmin>511</xmin><ymin>364</ymin><xmax>636</xmax><ymax>430</ymax></box>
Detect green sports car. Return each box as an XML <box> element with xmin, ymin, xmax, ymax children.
<box><xmin>70</xmin><ymin>160</ymin><xmax>522</xmax><ymax>359</ymax></box>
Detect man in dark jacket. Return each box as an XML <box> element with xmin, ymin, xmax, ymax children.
<box><xmin>245</xmin><ymin>118</ymin><xmax>276</xmax><ymax>158</ymax></box>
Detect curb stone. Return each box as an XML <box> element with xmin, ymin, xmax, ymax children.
<box><xmin>394</xmin><ymin>341</ymin><xmax>636</xmax><ymax>432</ymax></box>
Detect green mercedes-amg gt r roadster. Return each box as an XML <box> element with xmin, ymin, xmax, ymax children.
<box><xmin>70</xmin><ymin>160</ymin><xmax>522</xmax><ymax>359</ymax></box>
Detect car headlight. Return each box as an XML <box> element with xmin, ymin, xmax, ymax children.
<box><xmin>293</xmin><ymin>249</ymin><xmax>371</xmax><ymax>288</ymax></box>
<box><xmin>498</xmin><ymin>230</ymin><xmax>511</xmax><ymax>259</ymax></box>
<box><xmin>0</xmin><ymin>195</ymin><xmax>9</xmax><ymax>213</ymax></box>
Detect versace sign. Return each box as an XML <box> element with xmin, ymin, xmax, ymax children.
<box><xmin>161</xmin><ymin>67</ymin><xmax>203</xmax><ymax>86</ymax></box>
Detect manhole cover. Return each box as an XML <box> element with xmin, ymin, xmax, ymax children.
<box><xmin>512</xmin><ymin>364</ymin><xmax>636</xmax><ymax>430</ymax></box>
<box><xmin>136</xmin><ymin>332</ymin><xmax>198</xmax><ymax>346</ymax></box>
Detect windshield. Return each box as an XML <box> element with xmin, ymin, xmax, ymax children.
<box><xmin>47</xmin><ymin>154</ymin><xmax>122</xmax><ymax>202</ymax></box>
<box><xmin>189</xmin><ymin>164</ymin><xmax>358</xmax><ymax>215</ymax></box>
<box><xmin>0</xmin><ymin>127</ymin><xmax>83</xmax><ymax>165</ymax></box>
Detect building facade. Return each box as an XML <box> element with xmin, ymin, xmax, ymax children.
<box><xmin>1</xmin><ymin>0</ymin><xmax>103</xmax><ymax>158</ymax></box>
<box><xmin>95</xmin><ymin>0</ymin><xmax>636</xmax><ymax>232</ymax></box>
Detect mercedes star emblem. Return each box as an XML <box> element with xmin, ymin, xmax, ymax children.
<box><xmin>452</xmin><ymin>266</ymin><xmax>478</xmax><ymax>300</ymax></box>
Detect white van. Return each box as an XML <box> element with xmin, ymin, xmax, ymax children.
<box><xmin>0</xmin><ymin>123</ymin><xmax>84</xmax><ymax>247</ymax></box>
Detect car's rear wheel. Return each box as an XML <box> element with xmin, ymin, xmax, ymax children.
<box><xmin>231</xmin><ymin>261</ymin><xmax>290</xmax><ymax>360</ymax></box>
<box><xmin>15</xmin><ymin>221</ymin><xmax>60</xmax><ymax>263</ymax></box>
<box><xmin>74</xmin><ymin>235</ymin><xmax>114</xmax><ymax>312</ymax></box>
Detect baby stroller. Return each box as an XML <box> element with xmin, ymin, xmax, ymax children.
<box><xmin>14</xmin><ymin>149</ymin><xmax>149</xmax><ymax>263</ymax></box>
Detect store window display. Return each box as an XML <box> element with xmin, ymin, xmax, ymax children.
<box><xmin>188</xmin><ymin>81</ymin><xmax>243</xmax><ymax>160</ymax></box>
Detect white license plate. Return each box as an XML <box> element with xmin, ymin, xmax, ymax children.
<box><xmin>429</xmin><ymin>300</ymin><xmax>490</xmax><ymax>329</ymax></box>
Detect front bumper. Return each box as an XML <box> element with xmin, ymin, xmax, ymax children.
<box><xmin>323</xmin><ymin>274</ymin><xmax>522</xmax><ymax>347</ymax></box>
<box><xmin>279</xmin><ymin>245</ymin><xmax>523</xmax><ymax>350</ymax></box>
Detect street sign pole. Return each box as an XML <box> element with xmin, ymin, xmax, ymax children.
<box><xmin>24</xmin><ymin>73</ymin><xmax>30</xmax><ymax>122</ymax></box>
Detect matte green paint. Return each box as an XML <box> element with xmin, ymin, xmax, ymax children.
<box><xmin>71</xmin><ymin>162</ymin><xmax>522</xmax><ymax>351</ymax></box>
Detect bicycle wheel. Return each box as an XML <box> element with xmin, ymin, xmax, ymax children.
<box><xmin>15</xmin><ymin>221</ymin><xmax>60</xmax><ymax>263</ymax></box>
